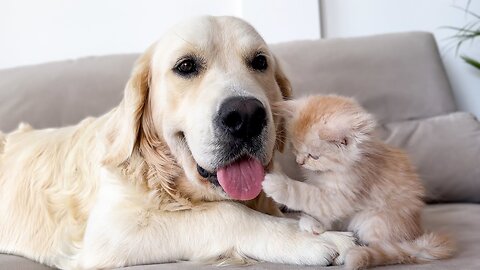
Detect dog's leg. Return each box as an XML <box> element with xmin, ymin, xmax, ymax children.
<box><xmin>77</xmin><ymin>200</ymin><xmax>355</xmax><ymax>269</ymax></box>
<box><xmin>0</xmin><ymin>131</ymin><xmax>5</xmax><ymax>155</ymax></box>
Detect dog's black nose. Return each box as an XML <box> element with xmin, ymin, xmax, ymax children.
<box><xmin>217</xmin><ymin>97</ymin><xmax>267</xmax><ymax>139</ymax></box>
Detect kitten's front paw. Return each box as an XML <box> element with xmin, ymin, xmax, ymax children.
<box><xmin>299</xmin><ymin>214</ymin><xmax>327</xmax><ymax>235</ymax></box>
<box><xmin>262</xmin><ymin>173</ymin><xmax>289</xmax><ymax>204</ymax></box>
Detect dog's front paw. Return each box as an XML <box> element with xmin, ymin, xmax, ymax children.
<box><xmin>299</xmin><ymin>214</ymin><xmax>327</xmax><ymax>235</ymax></box>
<box><xmin>319</xmin><ymin>231</ymin><xmax>357</xmax><ymax>266</ymax></box>
<box><xmin>294</xmin><ymin>230</ymin><xmax>356</xmax><ymax>266</ymax></box>
<box><xmin>262</xmin><ymin>173</ymin><xmax>289</xmax><ymax>204</ymax></box>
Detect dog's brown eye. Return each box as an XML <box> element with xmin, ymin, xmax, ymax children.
<box><xmin>250</xmin><ymin>54</ymin><xmax>268</xmax><ymax>71</ymax></box>
<box><xmin>174</xmin><ymin>58</ymin><xmax>198</xmax><ymax>77</ymax></box>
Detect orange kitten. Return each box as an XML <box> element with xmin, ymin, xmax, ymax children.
<box><xmin>263</xmin><ymin>95</ymin><xmax>454</xmax><ymax>269</ymax></box>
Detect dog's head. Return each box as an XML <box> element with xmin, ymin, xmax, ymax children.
<box><xmin>104</xmin><ymin>16</ymin><xmax>291</xmax><ymax>202</ymax></box>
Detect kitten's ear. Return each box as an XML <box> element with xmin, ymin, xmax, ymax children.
<box><xmin>356</xmin><ymin>111</ymin><xmax>377</xmax><ymax>135</ymax></box>
<box><xmin>346</xmin><ymin>98</ymin><xmax>377</xmax><ymax>135</ymax></box>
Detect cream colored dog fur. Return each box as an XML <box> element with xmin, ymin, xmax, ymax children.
<box><xmin>0</xmin><ymin>16</ymin><xmax>355</xmax><ymax>269</ymax></box>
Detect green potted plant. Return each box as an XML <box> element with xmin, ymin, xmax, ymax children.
<box><xmin>447</xmin><ymin>3</ymin><xmax>480</xmax><ymax>70</ymax></box>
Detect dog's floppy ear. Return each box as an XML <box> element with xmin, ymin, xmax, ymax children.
<box><xmin>273</xmin><ymin>56</ymin><xmax>292</xmax><ymax>152</ymax></box>
<box><xmin>274</xmin><ymin>57</ymin><xmax>292</xmax><ymax>100</ymax></box>
<box><xmin>102</xmin><ymin>44</ymin><xmax>156</xmax><ymax>166</ymax></box>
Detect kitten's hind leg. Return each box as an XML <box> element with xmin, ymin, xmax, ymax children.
<box><xmin>349</xmin><ymin>210</ymin><xmax>419</xmax><ymax>244</ymax></box>
<box><xmin>351</xmin><ymin>215</ymin><xmax>390</xmax><ymax>246</ymax></box>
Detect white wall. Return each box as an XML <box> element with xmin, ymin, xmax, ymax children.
<box><xmin>321</xmin><ymin>0</ymin><xmax>480</xmax><ymax>118</ymax></box>
<box><xmin>0</xmin><ymin>0</ymin><xmax>320</xmax><ymax>69</ymax></box>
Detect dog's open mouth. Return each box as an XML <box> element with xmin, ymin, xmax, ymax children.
<box><xmin>197</xmin><ymin>156</ymin><xmax>264</xmax><ymax>201</ymax></box>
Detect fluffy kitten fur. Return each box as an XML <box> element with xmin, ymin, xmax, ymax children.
<box><xmin>263</xmin><ymin>95</ymin><xmax>454</xmax><ymax>269</ymax></box>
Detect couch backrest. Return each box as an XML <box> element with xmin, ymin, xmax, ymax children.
<box><xmin>270</xmin><ymin>32</ymin><xmax>456</xmax><ymax>124</ymax></box>
<box><xmin>0</xmin><ymin>32</ymin><xmax>456</xmax><ymax>132</ymax></box>
<box><xmin>0</xmin><ymin>55</ymin><xmax>137</xmax><ymax>132</ymax></box>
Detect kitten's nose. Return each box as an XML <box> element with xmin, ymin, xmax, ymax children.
<box><xmin>296</xmin><ymin>156</ymin><xmax>306</xmax><ymax>165</ymax></box>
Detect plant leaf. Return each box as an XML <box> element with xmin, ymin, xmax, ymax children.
<box><xmin>452</xmin><ymin>4</ymin><xmax>480</xmax><ymax>19</ymax></box>
<box><xmin>461</xmin><ymin>55</ymin><xmax>480</xmax><ymax>70</ymax></box>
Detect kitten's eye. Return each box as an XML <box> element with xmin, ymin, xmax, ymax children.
<box><xmin>308</xmin><ymin>154</ymin><xmax>319</xmax><ymax>160</ymax></box>
<box><xmin>329</xmin><ymin>138</ymin><xmax>348</xmax><ymax>147</ymax></box>
<box><xmin>250</xmin><ymin>54</ymin><xmax>268</xmax><ymax>71</ymax></box>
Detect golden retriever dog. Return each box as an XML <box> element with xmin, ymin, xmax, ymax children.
<box><xmin>0</xmin><ymin>16</ymin><xmax>355</xmax><ymax>269</ymax></box>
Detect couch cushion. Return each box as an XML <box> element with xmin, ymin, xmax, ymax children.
<box><xmin>0</xmin><ymin>254</ymin><xmax>51</xmax><ymax>270</ymax></box>
<box><xmin>0</xmin><ymin>54</ymin><xmax>137</xmax><ymax>132</ymax></box>
<box><xmin>3</xmin><ymin>204</ymin><xmax>478</xmax><ymax>269</ymax></box>
<box><xmin>270</xmin><ymin>32</ymin><xmax>457</xmax><ymax>125</ymax></box>
<box><xmin>378</xmin><ymin>112</ymin><xmax>480</xmax><ymax>203</ymax></box>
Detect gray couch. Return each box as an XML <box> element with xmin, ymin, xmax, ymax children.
<box><xmin>1</xmin><ymin>32</ymin><xmax>479</xmax><ymax>269</ymax></box>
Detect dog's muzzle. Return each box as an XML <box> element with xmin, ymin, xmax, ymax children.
<box><xmin>215</xmin><ymin>96</ymin><xmax>267</xmax><ymax>141</ymax></box>
<box><xmin>195</xmin><ymin>96</ymin><xmax>269</xmax><ymax>201</ymax></box>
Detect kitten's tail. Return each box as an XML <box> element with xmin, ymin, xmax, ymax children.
<box><xmin>344</xmin><ymin>232</ymin><xmax>455</xmax><ymax>270</ymax></box>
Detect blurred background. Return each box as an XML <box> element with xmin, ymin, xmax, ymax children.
<box><xmin>1</xmin><ymin>0</ymin><xmax>479</xmax><ymax>117</ymax></box>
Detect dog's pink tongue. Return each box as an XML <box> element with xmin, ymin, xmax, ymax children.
<box><xmin>217</xmin><ymin>158</ymin><xmax>264</xmax><ymax>201</ymax></box>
